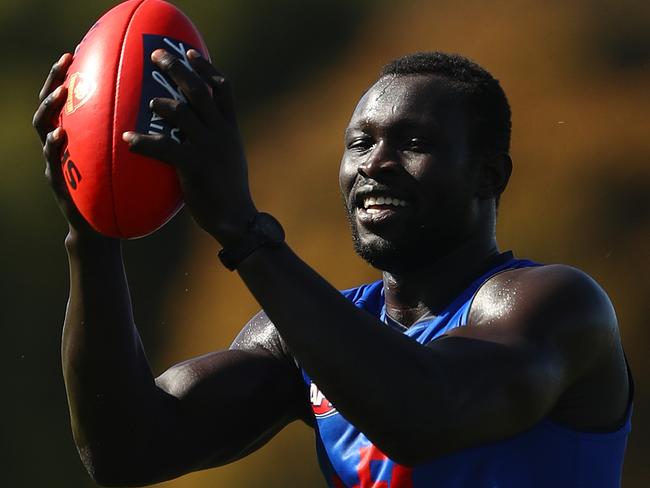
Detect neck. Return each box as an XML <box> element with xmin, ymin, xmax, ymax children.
<box><xmin>382</xmin><ymin>234</ymin><xmax>501</xmax><ymax>327</ymax></box>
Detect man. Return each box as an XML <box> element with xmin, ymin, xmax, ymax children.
<box><xmin>34</xmin><ymin>49</ymin><xmax>631</xmax><ymax>487</ymax></box>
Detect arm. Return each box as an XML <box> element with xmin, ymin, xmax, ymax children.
<box><xmin>124</xmin><ymin>50</ymin><xmax>626</xmax><ymax>466</ymax></box>
<box><xmin>236</xmin><ymin>251</ymin><xmax>625</xmax><ymax>464</ymax></box>
<box><xmin>34</xmin><ymin>55</ymin><xmax>307</xmax><ymax>487</ymax></box>
<box><xmin>62</xmin><ymin>239</ymin><xmax>308</xmax><ymax>486</ymax></box>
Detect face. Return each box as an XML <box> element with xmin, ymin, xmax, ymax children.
<box><xmin>340</xmin><ymin>74</ymin><xmax>482</xmax><ymax>273</ymax></box>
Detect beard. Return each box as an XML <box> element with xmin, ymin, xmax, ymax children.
<box><xmin>346</xmin><ymin>205</ymin><xmax>437</xmax><ymax>274</ymax></box>
<box><xmin>344</xmin><ymin>198</ymin><xmax>474</xmax><ymax>274</ymax></box>
<box><xmin>351</xmin><ymin>226</ymin><xmax>420</xmax><ymax>273</ymax></box>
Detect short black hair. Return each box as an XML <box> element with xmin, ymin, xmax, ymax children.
<box><xmin>380</xmin><ymin>52</ymin><xmax>511</xmax><ymax>157</ymax></box>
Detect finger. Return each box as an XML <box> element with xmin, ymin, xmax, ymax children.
<box><xmin>43</xmin><ymin>128</ymin><xmax>69</xmax><ymax>199</ymax></box>
<box><xmin>39</xmin><ymin>53</ymin><xmax>73</xmax><ymax>103</ymax></box>
<box><xmin>149</xmin><ymin>98</ymin><xmax>208</xmax><ymax>142</ymax></box>
<box><xmin>122</xmin><ymin>131</ymin><xmax>187</xmax><ymax>169</ymax></box>
<box><xmin>187</xmin><ymin>49</ymin><xmax>237</xmax><ymax>125</ymax></box>
<box><xmin>33</xmin><ymin>85</ymin><xmax>68</xmax><ymax>144</ymax></box>
<box><xmin>151</xmin><ymin>49</ymin><xmax>216</xmax><ymax>126</ymax></box>
<box><xmin>43</xmin><ymin>128</ymin><xmax>90</xmax><ymax>229</ymax></box>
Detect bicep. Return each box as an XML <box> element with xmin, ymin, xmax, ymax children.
<box><xmin>423</xmin><ymin>332</ymin><xmax>566</xmax><ymax>451</ymax></box>
<box><xmin>146</xmin><ymin>313</ymin><xmax>308</xmax><ymax>479</ymax></box>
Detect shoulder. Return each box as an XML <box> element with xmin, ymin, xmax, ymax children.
<box><xmin>230</xmin><ymin>310</ymin><xmax>296</xmax><ymax>364</ymax></box>
<box><xmin>231</xmin><ymin>280</ymin><xmax>383</xmax><ymax>358</ymax></box>
<box><xmin>230</xmin><ymin>311</ymin><xmax>314</xmax><ymax>424</ymax></box>
<box><xmin>472</xmin><ymin>264</ymin><xmax>617</xmax><ymax>327</ymax></box>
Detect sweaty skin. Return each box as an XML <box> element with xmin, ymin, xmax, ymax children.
<box><xmin>34</xmin><ymin>51</ymin><xmax>629</xmax><ymax>485</ymax></box>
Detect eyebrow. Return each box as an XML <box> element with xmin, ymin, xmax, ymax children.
<box><xmin>345</xmin><ymin>117</ymin><xmax>441</xmax><ymax>137</ymax></box>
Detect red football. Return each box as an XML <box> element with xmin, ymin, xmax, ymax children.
<box><xmin>59</xmin><ymin>0</ymin><xmax>210</xmax><ymax>238</ymax></box>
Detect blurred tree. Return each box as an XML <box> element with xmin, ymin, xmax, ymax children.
<box><xmin>1</xmin><ymin>1</ymin><xmax>376</xmax><ymax>486</ymax></box>
<box><xmin>2</xmin><ymin>0</ymin><xmax>648</xmax><ymax>486</ymax></box>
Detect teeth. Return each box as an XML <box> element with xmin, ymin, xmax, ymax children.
<box><xmin>362</xmin><ymin>196</ymin><xmax>409</xmax><ymax>209</ymax></box>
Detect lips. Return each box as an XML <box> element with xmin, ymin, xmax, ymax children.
<box><xmin>353</xmin><ymin>187</ymin><xmax>414</xmax><ymax>228</ymax></box>
<box><xmin>362</xmin><ymin>195</ymin><xmax>409</xmax><ymax>212</ymax></box>
<box><xmin>357</xmin><ymin>204</ymin><xmax>411</xmax><ymax>225</ymax></box>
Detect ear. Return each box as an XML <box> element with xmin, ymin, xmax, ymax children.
<box><xmin>476</xmin><ymin>152</ymin><xmax>512</xmax><ymax>199</ymax></box>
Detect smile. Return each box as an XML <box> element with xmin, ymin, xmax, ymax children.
<box><xmin>362</xmin><ymin>196</ymin><xmax>410</xmax><ymax>213</ymax></box>
<box><xmin>355</xmin><ymin>194</ymin><xmax>413</xmax><ymax>229</ymax></box>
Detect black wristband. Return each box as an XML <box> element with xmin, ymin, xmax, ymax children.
<box><xmin>217</xmin><ymin>213</ymin><xmax>285</xmax><ymax>271</ymax></box>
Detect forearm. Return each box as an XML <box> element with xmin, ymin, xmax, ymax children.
<box><xmin>236</xmin><ymin>243</ymin><xmax>439</xmax><ymax>450</ymax></box>
<box><xmin>61</xmin><ymin>231</ymin><xmax>160</xmax><ymax>471</ymax></box>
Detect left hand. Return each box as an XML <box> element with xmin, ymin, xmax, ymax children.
<box><xmin>123</xmin><ymin>49</ymin><xmax>257</xmax><ymax>246</ymax></box>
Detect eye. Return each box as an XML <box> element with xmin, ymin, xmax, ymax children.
<box><xmin>402</xmin><ymin>138</ymin><xmax>434</xmax><ymax>153</ymax></box>
<box><xmin>346</xmin><ymin>136</ymin><xmax>375</xmax><ymax>153</ymax></box>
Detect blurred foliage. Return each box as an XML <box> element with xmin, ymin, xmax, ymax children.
<box><xmin>2</xmin><ymin>0</ymin><xmax>649</xmax><ymax>487</ymax></box>
<box><xmin>1</xmin><ymin>0</ymin><xmax>374</xmax><ymax>486</ymax></box>
<box><xmin>581</xmin><ymin>0</ymin><xmax>650</xmax><ymax>72</ymax></box>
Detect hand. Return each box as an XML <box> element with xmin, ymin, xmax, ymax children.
<box><xmin>33</xmin><ymin>53</ymin><xmax>106</xmax><ymax>243</ymax></box>
<box><xmin>123</xmin><ymin>49</ymin><xmax>258</xmax><ymax>247</ymax></box>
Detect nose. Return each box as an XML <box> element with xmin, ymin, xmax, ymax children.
<box><xmin>357</xmin><ymin>140</ymin><xmax>401</xmax><ymax>180</ymax></box>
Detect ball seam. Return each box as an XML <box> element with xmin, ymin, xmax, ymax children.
<box><xmin>111</xmin><ymin>0</ymin><xmax>149</xmax><ymax>238</ymax></box>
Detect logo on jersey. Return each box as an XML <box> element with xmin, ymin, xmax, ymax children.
<box><xmin>310</xmin><ymin>382</ymin><xmax>337</xmax><ymax>419</ymax></box>
<box><xmin>65</xmin><ymin>72</ymin><xmax>96</xmax><ymax>115</ymax></box>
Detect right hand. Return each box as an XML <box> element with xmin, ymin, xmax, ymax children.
<box><xmin>123</xmin><ymin>49</ymin><xmax>258</xmax><ymax>247</ymax></box>
<box><xmin>33</xmin><ymin>53</ymin><xmax>106</xmax><ymax>241</ymax></box>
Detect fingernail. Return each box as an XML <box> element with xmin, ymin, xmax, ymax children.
<box><xmin>187</xmin><ymin>49</ymin><xmax>201</xmax><ymax>59</ymax></box>
<box><xmin>151</xmin><ymin>49</ymin><xmax>166</xmax><ymax>62</ymax></box>
<box><xmin>57</xmin><ymin>53</ymin><xmax>69</xmax><ymax>65</ymax></box>
<box><xmin>122</xmin><ymin>131</ymin><xmax>135</xmax><ymax>144</ymax></box>
<box><xmin>52</xmin><ymin>127</ymin><xmax>62</xmax><ymax>140</ymax></box>
<box><xmin>149</xmin><ymin>98</ymin><xmax>156</xmax><ymax>110</ymax></box>
<box><xmin>53</xmin><ymin>85</ymin><xmax>67</xmax><ymax>98</ymax></box>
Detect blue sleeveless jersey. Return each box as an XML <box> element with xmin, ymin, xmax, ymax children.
<box><xmin>302</xmin><ymin>254</ymin><xmax>632</xmax><ymax>487</ymax></box>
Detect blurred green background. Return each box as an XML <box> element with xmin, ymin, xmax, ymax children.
<box><xmin>2</xmin><ymin>0</ymin><xmax>648</xmax><ymax>486</ymax></box>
